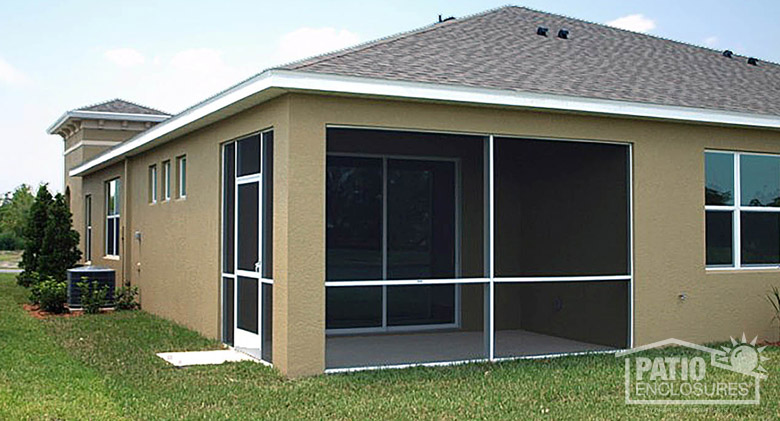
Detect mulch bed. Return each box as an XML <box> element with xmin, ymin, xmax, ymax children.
<box><xmin>22</xmin><ymin>304</ymin><xmax>113</xmax><ymax>319</ymax></box>
<box><xmin>759</xmin><ymin>340</ymin><xmax>780</xmax><ymax>347</ymax></box>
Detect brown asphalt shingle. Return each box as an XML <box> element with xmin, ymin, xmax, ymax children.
<box><xmin>281</xmin><ymin>6</ymin><xmax>780</xmax><ymax>117</ymax></box>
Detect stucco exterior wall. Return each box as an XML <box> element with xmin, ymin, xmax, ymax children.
<box><xmin>288</xmin><ymin>93</ymin><xmax>780</xmax><ymax>352</ymax></box>
<box><xmin>74</xmin><ymin>91</ymin><xmax>780</xmax><ymax>377</ymax></box>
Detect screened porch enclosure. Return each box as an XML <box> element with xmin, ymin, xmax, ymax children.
<box><xmin>325</xmin><ymin>128</ymin><xmax>631</xmax><ymax>370</ymax></box>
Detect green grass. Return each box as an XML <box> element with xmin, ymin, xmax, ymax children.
<box><xmin>0</xmin><ymin>273</ymin><xmax>778</xmax><ymax>420</ymax></box>
<box><xmin>0</xmin><ymin>250</ymin><xmax>22</xmax><ymax>269</ymax></box>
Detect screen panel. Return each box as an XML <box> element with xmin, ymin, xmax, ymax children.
<box><xmin>222</xmin><ymin>277</ymin><xmax>234</xmax><ymax>345</ymax></box>
<box><xmin>494</xmin><ymin>138</ymin><xmax>630</xmax><ymax>276</ymax></box>
<box><xmin>262</xmin><ymin>132</ymin><xmax>273</xmax><ymax>279</ymax></box>
<box><xmin>387</xmin><ymin>285</ymin><xmax>455</xmax><ymax>326</ymax></box>
<box><xmin>387</xmin><ymin>159</ymin><xmax>456</xmax><ymax>280</ymax></box>
<box><xmin>237</xmin><ymin>183</ymin><xmax>259</xmax><ymax>272</ymax></box>
<box><xmin>326</xmin><ymin>156</ymin><xmax>383</xmax><ymax>281</ymax></box>
<box><xmin>237</xmin><ymin>135</ymin><xmax>261</xmax><ymax>176</ymax></box>
<box><xmin>223</xmin><ymin>143</ymin><xmax>235</xmax><ymax>274</ymax></box>
<box><xmin>237</xmin><ymin>276</ymin><xmax>258</xmax><ymax>333</ymax></box>
<box><xmin>326</xmin><ymin>286</ymin><xmax>382</xmax><ymax>329</ymax></box>
<box><xmin>262</xmin><ymin>283</ymin><xmax>273</xmax><ymax>362</ymax></box>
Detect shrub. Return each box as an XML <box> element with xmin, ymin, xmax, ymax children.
<box><xmin>33</xmin><ymin>277</ymin><xmax>67</xmax><ymax>314</ymax></box>
<box><xmin>78</xmin><ymin>278</ymin><xmax>109</xmax><ymax>314</ymax></box>
<box><xmin>115</xmin><ymin>284</ymin><xmax>140</xmax><ymax>311</ymax></box>
<box><xmin>16</xmin><ymin>270</ymin><xmax>39</xmax><ymax>289</ymax></box>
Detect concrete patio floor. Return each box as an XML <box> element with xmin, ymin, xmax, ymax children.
<box><xmin>326</xmin><ymin>329</ymin><xmax>616</xmax><ymax>369</ymax></box>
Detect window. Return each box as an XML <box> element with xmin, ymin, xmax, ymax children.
<box><xmin>326</xmin><ymin>155</ymin><xmax>458</xmax><ymax>330</ymax></box>
<box><xmin>148</xmin><ymin>164</ymin><xmax>157</xmax><ymax>204</ymax></box>
<box><xmin>105</xmin><ymin>178</ymin><xmax>121</xmax><ymax>257</ymax></box>
<box><xmin>162</xmin><ymin>160</ymin><xmax>171</xmax><ymax>201</ymax></box>
<box><xmin>85</xmin><ymin>195</ymin><xmax>92</xmax><ymax>262</ymax></box>
<box><xmin>177</xmin><ymin>155</ymin><xmax>187</xmax><ymax>198</ymax></box>
<box><xmin>705</xmin><ymin>151</ymin><xmax>780</xmax><ymax>268</ymax></box>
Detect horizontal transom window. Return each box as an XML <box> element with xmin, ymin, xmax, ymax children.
<box><xmin>705</xmin><ymin>151</ymin><xmax>780</xmax><ymax>269</ymax></box>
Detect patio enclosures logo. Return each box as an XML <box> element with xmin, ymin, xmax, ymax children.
<box><xmin>616</xmin><ymin>335</ymin><xmax>769</xmax><ymax>405</ymax></box>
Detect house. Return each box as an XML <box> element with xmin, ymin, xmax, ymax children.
<box><xmin>48</xmin><ymin>6</ymin><xmax>780</xmax><ymax>377</ymax></box>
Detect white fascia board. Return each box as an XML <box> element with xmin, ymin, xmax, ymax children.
<box><xmin>272</xmin><ymin>70</ymin><xmax>780</xmax><ymax>129</ymax></box>
<box><xmin>47</xmin><ymin>110</ymin><xmax>170</xmax><ymax>134</ymax></box>
<box><xmin>70</xmin><ymin>69</ymin><xmax>780</xmax><ymax>176</ymax></box>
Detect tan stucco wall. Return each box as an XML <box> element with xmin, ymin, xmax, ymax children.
<box><xmin>72</xmin><ymin>91</ymin><xmax>780</xmax><ymax>377</ymax></box>
<box><xmin>289</xmin><ymin>93</ymin><xmax>780</xmax><ymax>352</ymax></box>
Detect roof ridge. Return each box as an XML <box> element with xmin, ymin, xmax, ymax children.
<box><xmin>513</xmin><ymin>4</ymin><xmax>780</xmax><ymax>68</ymax></box>
<box><xmin>278</xmin><ymin>5</ymin><xmax>514</xmax><ymax>70</ymax></box>
<box><xmin>75</xmin><ymin>98</ymin><xmax>171</xmax><ymax>115</ymax></box>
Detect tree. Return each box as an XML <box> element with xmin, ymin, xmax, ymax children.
<box><xmin>19</xmin><ymin>185</ymin><xmax>53</xmax><ymax>279</ymax></box>
<box><xmin>0</xmin><ymin>184</ymin><xmax>34</xmax><ymax>250</ymax></box>
<box><xmin>38</xmin><ymin>193</ymin><xmax>81</xmax><ymax>281</ymax></box>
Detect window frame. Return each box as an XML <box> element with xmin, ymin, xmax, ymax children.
<box><xmin>706</xmin><ymin>150</ymin><xmax>780</xmax><ymax>270</ymax></box>
<box><xmin>177</xmin><ymin>155</ymin><xmax>187</xmax><ymax>199</ymax></box>
<box><xmin>162</xmin><ymin>160</ymin><xmax>171</xmax><ymax>201</ymax></box>
<box><xmin>105</xmin><ymin>178</ymin><xmax>121</xmax><ymax>258</ymax></box>
<box><xmin>148</xmin><ymin>164</ymin><xmax>157</xmax><ymax>204</ymax></box>
<box><xmin>85</xmin><ymin>194</ymin><xmax>92</xmax><ymax>263</ymax></box>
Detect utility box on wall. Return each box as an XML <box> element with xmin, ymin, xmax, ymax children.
<box><xmin>67</xmin><ymin>266</ymin><xmax>116</xmax><ymax>308</ymax></box>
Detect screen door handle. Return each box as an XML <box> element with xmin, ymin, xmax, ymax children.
<box><xmin>254</xmin><ymin>261</ymin><xmax>261</xmax><ymax>272</ymax></box>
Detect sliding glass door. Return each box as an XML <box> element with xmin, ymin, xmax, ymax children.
<box><xmin>326</xmin><ymin>155</ymin><xmax>459</xmax><ymax>332</ymax></box>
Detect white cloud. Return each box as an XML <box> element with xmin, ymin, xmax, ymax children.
<box><xmin>607</xmin><ymin>14</ymin><xmax>656</xmax><ymax>33</ymax></box>
<box><xmin>0</xmin><ymin>57</ymin><xmax>30</xmax><ymax>86</ymax></box>
<box><xmin>703</xmin><ymin>36</ymin><xmax>718</xmax><ymax>47</ymax></box>
<box><xmin>104</xmin><ymin>48</ymin><xmax>146</xmax><ymax>67</ymax></box>
<box><xmin>275</xmin><ymin>27</ymin><xmax>361</xmax><ymax>64</ymax></box>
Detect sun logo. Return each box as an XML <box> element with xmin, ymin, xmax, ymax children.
<box><xmin>713</xmin><ymin>333</ymin><xmax>770</xmax><ymax>377</ymax></box>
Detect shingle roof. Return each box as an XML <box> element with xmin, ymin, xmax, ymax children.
<box><xmin>76</xmin><ymin>99</ymin><xmax>169</xmax><ymax>116</ymax></box>
<box><xmin>281</xmin><ymin>6</ymin><xmax>780</xmax><ymax>117</ymax></box>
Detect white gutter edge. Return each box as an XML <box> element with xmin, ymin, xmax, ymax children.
<box><xmin>47</xmin><ymin>110</ymin><xmax>171</xmax><ymax>134</ymax></box>
<box><xmin>70</xmin><ymin>69</ymin><xmax>780</xmax><ymax>176</ymax></box>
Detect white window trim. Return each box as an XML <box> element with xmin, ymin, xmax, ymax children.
<box><xmin>706</xmin><ymin>150</ymin><xmax>780</xmax><ymax>271</ymax></box>
<box><xmin>177</xmin><ymin>155</ymin><xmax>187</xmax><ymax>199</ymax></box>
<box><xmin>162</xmin><ymin>160</ymin><xmax>171</xmax><ymax>201</ymax></box>
<box><xmin>149</xmin><ymin>164</ymin><xmax>158</xmax><ymax>204</ymax></box>
<box><xmin>105</xmin><ymin>179</ymin><xmax>121</xmax><ymax>258</ymax></box>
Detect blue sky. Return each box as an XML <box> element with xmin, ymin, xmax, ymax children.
<box><xmin>1</xmin><ymin>0</ymin><xmax>778</xmax><ymax>194</ymax></box>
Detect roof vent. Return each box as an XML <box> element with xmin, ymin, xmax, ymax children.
<box><xmin>557</xmin><ymin>29</ymin><xmax>569</xmax><ymax>39</ymax></box>
<box><xmin>437</xmin><ymin>14</ymin><xmax>455</xmax><ymax>23</ymax></box>
<box><xmin>747</xmin><ymin>57</ymin><xmax>758</xmax><ymax>66</ymax></box>
<box><xmin>722</xmin><ymin>50</ymin><xmax>733</xmax><ymax>58</ymax></box>
<box><xmin>537</xmin><ymin>26</ymin><xmax>549</xmax><ymax>36</ymax></box>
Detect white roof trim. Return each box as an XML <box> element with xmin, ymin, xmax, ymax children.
<box><xmin>70</xmin><ymin>69</ymin><xmax>780</xmax><ymax>176</ymax></box>
<box><xmin>47</xmin><ymin>110</ymin><xmax>170</xmax><ymax>134</ymax></box>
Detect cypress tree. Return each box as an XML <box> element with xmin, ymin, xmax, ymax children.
<box><xmin>38</xmin><ymin>193</ymin><xmax>81</xmax><ymax>281</ymax></box>
<box><xmin>18</xmin><ymin>185</ymin><xmax>53</xmax><ymax>285</ymax></box>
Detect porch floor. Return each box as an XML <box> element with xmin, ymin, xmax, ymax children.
<box><xmin>326</xmin><ymin>329</ymin><xmax>615</xmax><ymax>369</ymax></box>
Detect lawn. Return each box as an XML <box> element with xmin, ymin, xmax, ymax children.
<box><xmin>0</xmin><ymin>250</ymin><xmax>22</xmax><ymax>269</ymax></box>
<box><xmin>0</xmin><ymin>273</ymin><xmax>778</xmax><ymax>420</ymax></box>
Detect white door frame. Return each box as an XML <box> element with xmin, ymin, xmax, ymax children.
<box><xmin>234</xmin><ymin>142</ymin><xmax>263</xmax><ymax>350</ymax></box>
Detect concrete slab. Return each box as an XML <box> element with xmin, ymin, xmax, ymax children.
<box><xmin>326</xmin><ymin>329</ymin><xmax>614</xmax><ymax>369</ymax></box>
<box><xmin>157</xmin><ymin>349</ymin><xmax>258</xmax><ymax>367</ymax></box>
